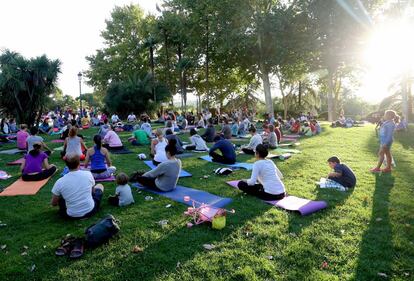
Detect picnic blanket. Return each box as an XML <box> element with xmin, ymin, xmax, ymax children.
<box><xmin>132</xmin><ymin>183</ymin><xmax>232</xmax><ymax>208</ymax></box>
<box><xmin>0</xmin><ymin>148</ymin><xmax>25</xmax><ymax>155</ymax></box>
<box><xmin>227</xmin><ymin>180</ymin><xmax>327</xmax><ymax>216</ymax></box>
<box><xmin>199</xmin><ymin>155</ymin><xmax>253</xmax><ymax>170</ymax></box>
<box><xmin>0</xmin><ymin>176</ymin><xmax>55</xmax><ymax>196</ymax></box>
<box><xmin>143</xmin><ymin>161</ymin><xmax>192</xmax><ymax>177</ymax></box>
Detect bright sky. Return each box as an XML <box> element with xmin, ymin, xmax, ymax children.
<box><xmin>0</xmin><ymin>0</ymin><xmax>161</xmax><ymax>97</ymax></box>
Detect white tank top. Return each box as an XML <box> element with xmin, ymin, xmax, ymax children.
<box><xmin>66</xmin><ymin>136</ymin><xmax>82</xmax><ymax>156</ymax></box>
<box><xmin>154</xmin><ymin>138</ymin><xmax>168</xmax><ymax>163</ymax></box>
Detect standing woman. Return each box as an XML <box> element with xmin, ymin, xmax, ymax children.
<box><xmin>84</xmin><ymin>135</ymin><xmax>116</xmax><ymax>179</ymax></box>
<box><xmin>21</xmin><ymin>143</ymin><xmax>57</xmax><ymax>181</ymax></box>
<box><xmin>151</xmin><ymin>128</ymin><xmax>168</xmax><ymax>166</ymax></box>
<box><xmin>136</xmin><ymin>139</ymin><xmax>181</xmax><ymax>192</ymax></box>
<box><xmin>62</xmin><ymin>127</ymin><xmax>86</xmax><ymax>160</ymax></box>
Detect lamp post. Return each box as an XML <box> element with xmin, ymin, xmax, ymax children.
<box><xmin>77</xmin><ymin>72</ymin><xmax>83</xmax><ymax>118</ymax></box>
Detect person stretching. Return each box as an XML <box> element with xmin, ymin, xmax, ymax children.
<box><xmin>84</xmin><ymin>135</ymin><xmax>116</xmax><ymax>180</ymax></box>
<box><xmin>135</xmin><ymin>139</ymin><xmax>182</xmax><ymax>192</ymax></box>
<box><xmin>51</xmin><ymin>154</ymin><xmax>104</xmax><ymax>219</ymax></box>
<box><xmin>241</xmin><ymin>126</ymin><xmax>262</xmax><ymax>155</ymax></box>
<box><xmin>21</xmin><ymin>143</ymin><xmax>57</xmax><ymax>181</ymax></box>
<box><xmin>209</xmin><ymin>135</ymin><xmax>236</xmax><ymax>164</ymax></box>
<box><xmin>151</xmin><ymin>128</ymin><xmax>169</xmax><ymax>165</ymax></box>
<box><xmin>237</xmin><ymin>144</ymin><xmax>286</xmax><ymax>200</ymax></box>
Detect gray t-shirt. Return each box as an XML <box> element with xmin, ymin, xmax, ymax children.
<box><xmin>26</xmin><ymin>135</ymin><xmax>44</xmax><ymax>151</ymax></box>
<box><xmin>143</xmin><ymin>159</ymin><xmax>182</xmax><ymax>191</ymax></box>
<box><xmin>115</xmin><ymin>184</ymin><xmax>135</xmax><ymax>206</ymax></box>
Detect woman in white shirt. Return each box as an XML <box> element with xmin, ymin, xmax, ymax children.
<box><xmin>241</xmin><ymin>126</ymin><xmax>263</xmax><ymax>155</ymax></box>
<box><xmin>237</xmin><ymin>144</ymin><xmax>286</xmax><ymax>200</ymax></box>
<box><xmin>151</xmin><ymin>128</ymin><xmax>168</xmax><ymax>165</ymax></box>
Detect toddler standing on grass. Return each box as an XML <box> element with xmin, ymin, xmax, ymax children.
<box><xmin>370</xmin><ymin>110</ymin><xmax>397</xmax><ymax>173</ymax></box>
<box><xmin>108</xmin><ymin>173</ymin><xmax>135</xmax><ymax>207</ymax></box>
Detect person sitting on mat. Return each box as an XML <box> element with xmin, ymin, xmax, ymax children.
<box><xmin>84</xmin><ymin>135</ymin><xmax>116</xmax><ymax>180</ymax></box>
<box><xmin>81</xmin><ymin>115</ymin><xmax>90</xmax><ymax>129</ymax></box>
<box><xmin>266</xmin><ymin>124</ymin><xmax>278</xmax><ymax>149</ymax></box>
<box><xmin>201</xmin><ymin>118</ymin><xmax>216</xmax><ymax>143</ymax></box>
<box><xmin>129</xmin><ymin>127</ymin><xmax>151</xmax><ymax>146</ymax></box>
<box><xmin>237</xmin><ymin>144</ymin><xmax>286</xmax><ymax>200</ymax></box>
<box><xmin>290</xmin><ymin>120</ymin><xmax>301</xmax><ymax>134</ymax></box>
<box><xmin>241</xmin><ymin>126</ymin><xmax>262</xmax><ymax>155</ymax></box>
<box><xmin>108</xmin><ymin>173</ymin><xmax>135</xmax><ymax>207</ymax></box>
<box><xmin>26</xmin><ymin>127</ymin><xmax>52</xmax><ymax>156</ymax></box>
<box><xmin>62</xmin><ymin>127</ymin><xmax>86</xmax><ymax>160</ymax></box>
<box><xmin>17</xmin><ymin>124</ymin><xmax>29</xmax><ymax>151</ymax></box>
<box><xmin>51</xmin><ymin>154</ymin><xmax>104</xmax><ymax>219</ymax></box>
<box><xmin>21</xmin><ymin>143</ymin><xmax>57</xmax><ymax>181</ymax></box>
<box><xmin>140</xmin><ymin>117</ymin><xmax>152</xmax><ymax>136</ymax></box>
<box><xmin>151</xmin><ymin>128</ymin><xmax>169</xmax><ymax>165</ymax></box>
<box><xmin>231</xmin><ymin>120</ymin><xmax>240</xmax><ymax>137</ymax></box>
<box><xmin>135</xmin><ymin>139</ymin><xmax>181</xmax><ymax>192</ymax></box>
<box><xmin>209</xmin><ymin>135</ymin><xmax>236</xmax><ymax>164</ymax></box>
<box><xmin>39</xmin><ymin>119</ymin><xmax>52</xmax><ymax>134</ymax></box>
<box><xmin>327</xmin><ymin>156</ymin><xmax>356</xmax><ymax>188</ymax></box>
<box><xmin>220</xmin><ymin>118</ymin><xmax>232</xmax><ymax>140</ymax></box>
<box><xmin>98</xmin><ymin>119</ymin><xmax>110</xmax><ymax>139</ymax></box>
<box><xmin>102</xmin><ymin>126</ymin><xmax>124</xmax><ymax>150</ymax></box>
<box><xmin>185</xmin><ymin>128</ymin><xmax>209</xmax><ymax>151</ymax></box>
<box><xmin>165</xmin><ymin>129</ymin><xmax>184</xmax><ymax>154</ymax></box>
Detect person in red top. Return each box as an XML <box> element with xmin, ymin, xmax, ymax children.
<box><xmin>309</xmin><ymin>121</ymin><xmax>316</xmax><ymax>135</ymax></box>
<box><xmin>274</xmin><ymin>121</ymin><xmax>282</xmax><ymax>143</ymax></box>
<box><xmin>17</xmin><ymin>124</ymin><xmax>29</xmax><ymax>150</ymax></box>
<box><xmin>290</xmin><ymin>120</ymin><xmax>301</xmax><ymax>134</ymax></box>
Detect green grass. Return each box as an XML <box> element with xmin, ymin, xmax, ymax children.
<box><xmin>0</xmin><ymin>124</ymin><xmax>413</xmax><ymax>280</ymax></box>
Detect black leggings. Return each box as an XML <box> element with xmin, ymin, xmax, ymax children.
<box><xmin>22</xmin><ymin>166</ymin><xmax>57</xmax><ymax>181</ymax></box>
<box><xmin>136</xmin><ymin>176</ymin><xmax>162</xmax><ymax>191</ymax></box>
<box><xmin>209</xmin><ymin>151</ymin><xmax>236</xmax><ymax>165</ymax></box>
<box><xmin>242</xmin><ymin>148</ymin><xmax>255</xmax><ymax>155</ymax></box>
<box><xmin>328</xmin><ymin>176</ymin><xmax>353</xmax><ymax>188</ymax></box>
<box><xmin>237</xmin><ymin>180</ymin><xmax>286</xmax><ymax>201</ymax></box>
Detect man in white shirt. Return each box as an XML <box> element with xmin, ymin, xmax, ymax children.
<box><xmin>127</xmin><ymin>113</ymin><xmax>137</xmax><ymax>123</ymax></box>
<box><xmin>51</xmin><ymin>154</ymin><xmax>104</xmax><ymax>219</ymax></box>
<box><xmin>111</xmin><ymin>114</ymin><xmax>120</xmax><ymax>124</ymax></box>
<box><xmin>241</xmin><ymin>126</ymin><xmax>262</xmax><ymax>155</ymax></box>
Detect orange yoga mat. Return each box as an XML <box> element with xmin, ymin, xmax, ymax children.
<box><xmin>0</xmin><ymin>177</ymin><xmax>53</xmax><ymax>196</ymax></box>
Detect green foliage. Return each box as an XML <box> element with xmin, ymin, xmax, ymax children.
<box><xmin>104</xmin><ymin>73</ymin><xmax>171</xmax><ymax>117</ymax></box>
<box><xmin>0</xmin><ymin>49</ymin><xmax>61</xmax><ymax>126</ymax></box>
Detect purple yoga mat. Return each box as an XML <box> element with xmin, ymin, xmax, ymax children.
<box><xmin>95</xmin><ymin>176</ymin><xmax>116</xmax><ymax>182</ymax></box>
<box><xmin>51</xmin><ymin>139</ymin><xmax>64</xmax><ymax>143</ymax></box>
<box><xmin>227</xmin><ymin>180</ymin><xmax>327</xmax><ymax>216</ymax></box>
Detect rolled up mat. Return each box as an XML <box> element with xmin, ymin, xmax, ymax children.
<box><xmin>143</xmin><ymin>161</ymin><xmax>192</xmax><ymax>177</ymax></box>
<box><xmin>0</xmin><ymin>148</ymin><xmax>25</xmax><ymax>155</ymax></box>
<box><xmin>226</xmin><ymin>180</ymin><xmax>327</xmax><ymax>216</ymax></box>
<box><xmin>199</xmin><ymin>155</ymin><xmax>253</xmax><ymax>170</ymax></box>
<box><xmin>0</xmin><ymin>175</ymin><xmax>55</xmax><ymax>196</ymax></box>
<box><xmin>132</xmin><ymin>183</ymin><xmax>232</xmax><ymax>208</ymax></box>
<box><xmin>6</xmin><ymin>157</ymin><xmax>24</xmax><ymax>166</ymax></box>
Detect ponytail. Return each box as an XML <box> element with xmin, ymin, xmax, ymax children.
<box><xmin>29</xmin><ymin>143</ymin><xmax>42</xmax><ymax>157</ymax></box>
<box><xmin>93</xmin><ymin>135</ymin><xmax>102</xmax><ymax>150</ymax></box>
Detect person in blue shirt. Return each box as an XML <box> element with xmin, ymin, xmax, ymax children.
<box><xmin>209</xmin><ymin>135</ymin><xmax>236</xmax><ymax>164</ymax></box>
<box><xmin>327</xmin><ymin>156</ymin><xmax>356</xmax><ymax>188</ymax></box>
<box><xmin>370</xmin><ymin>110</ymin><xmax>397</xmax><ymax>173</ymax></box>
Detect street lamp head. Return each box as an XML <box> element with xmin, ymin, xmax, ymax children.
<box><xmin>77</xmin><ymin>72</ymin><xmax>82</xmax><ymax>81</ymax></box>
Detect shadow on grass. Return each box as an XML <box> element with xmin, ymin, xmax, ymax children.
<box><xmin>394</xmin><ymin>127</ymin><xmax>414</xmax><ymax>150</ymax></box>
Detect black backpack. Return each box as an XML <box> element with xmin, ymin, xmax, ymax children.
<box><xmin>85</xmin><ymin>215</ymin><xmax>120</xmax><ymax>248</ymax></box>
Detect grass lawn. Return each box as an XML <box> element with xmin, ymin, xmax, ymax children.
<box><xmin>0</xmin><ymin>123</ymin><xmax>413</xmax><ymax>280</ymax></box>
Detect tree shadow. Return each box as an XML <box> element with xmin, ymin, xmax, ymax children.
<box><xmin>393</xmin><ymin>127</ymin><xmax>414</xmax><ymax>150</ymax></box>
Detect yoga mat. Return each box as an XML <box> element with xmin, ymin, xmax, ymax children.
<box><xmin>143</xmin><ymin>161</ymin><xmax>192</xmax><ymax>178</ymax></box>
<box><xmin>226</xmin><ymin>180</ymin><xmax>327</xmax><ymax>216</ymax></box>
<box><xmin>279</xmin><ymin>142</ymin><xmax>300</xmax><ymax>147</ymax></box>
<box><xmin>0</xmin><ymin>148</ymin><xmax>25</xmax><ymax>155</ymax></box>
<box><xmin>6</xmin><ymin>157</ymin><xmax>24</xmax><ymax>166</ymax></box>
<box><xmin>282</xmin><ymin>134</ymin><xmax>301</xmax><ymax>139</ymax></box>
<box><xmin>109</xmin><ymin>148</ymin><xmax>133</xmax><ymax>154</ymax></box>
<box><xmin>132</xmin><ymin>183</ymin><xmax>232</xmax><ymax>208</ymax></box>
<box><xmin>176</xmin><ymin>153</ymin><xmax>194</xmax><ymax>159</ymax></box>
<box><xmin>95</xmin><ymin>176</ymin><xmax>116</xmax><ymax>182</ymax></box>
<box><xmin>199</xmin><ymin>155</ymin><xmax>253</xmax><ymax>170</ymax></box>
<box><xmin>0</xmin><ymin>176</ymin><xmax>54</xmax><ymax>196</ymax></box>
<box><xmin>0</xmin><ymin>171</ymin><xmax>11</xmax><ymax>180</ymax></box>
<box><xmin>53</xmin><ymin>146</ymin><xmax>64</xmax><ymax>151</ymax></box>
<box><xmin>271</xmin><ymin>148</ymin><xmax>301</xmax><ymax>154</ymax></box>
<box><xmin>51</xmin><ymin>139</ymin><xmax>64</xmax><ymax>143</ymax></box>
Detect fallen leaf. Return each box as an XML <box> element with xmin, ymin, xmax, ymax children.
<box><xmin>376</xmin><ymin>217</ymin><xmax>383</xmax><ymax>222</ymax></box>
<box><xmin>145</xmin><ymin>196</ymin><xmax>153</xmax><ymax>201</ymax></box>
<box><xmin>267</xmin><ymin>255</ymin><xmax>274</xmax><ymax>260</ymax></box>
<box><xmin>165</xmin><ymin>204</ymin><xmax>172</xmax><ymax>208</ymax></box>
<box><xmin>377</xmin><ymin>272</ymin><xmax>387</xmax><ymax>278</ymax></box>
<box><xmin>203</xmin><ymin>244</ymin><xmax>215</xmax><ymax>250</ymax></box>
<box><xmin>1</xmin><ymin>245</ymin><xmax>6</xmax><ymax>250</ymax></box>
<box><xmin>321</xmin><ymin>261</ymin><xmax>328</xmax><ymax>269</ymax></box>
<box><xmin>23</xmin><ymin>245</ymin><xmax>29</xmax><ymax>250</ymax></box>
<box><xmin>30</xmin><ymin>264</ymin><xmax>36</xmax><ymax>272</ymax></box>
<box><xmin>176</xmin><ymin>261</ymin><xmax>181</xmax><ymax>268</ymax></box>
<box><xmin>21</xmin><ymin>252</ymin><xmax>28</xmax><ymax>256</ymax></box>
<box><xmin>132</xmin><ymin>245</ymin><xmax>143</xmax><ymax>253</ymax></box>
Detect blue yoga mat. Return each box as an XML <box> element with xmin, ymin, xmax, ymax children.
<box><xmin>199</xmin><ymin>155</ymin><xmax>253</xmax><ymax>170</ymax></box>
<box><xmin>143</xmin><ymin>161</ymin><xmax>192</xmax><ymax>178</ymax></box>
<box><xmin>132</xmin><ymin>183</ymin><xmax>232</xmax><ymax>208</ymax></box>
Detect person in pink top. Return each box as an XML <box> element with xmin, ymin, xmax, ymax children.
<box><xmin>17</xmin><ymin>124</ymin><xmax>29</xmax><ymax>150</ymax></box>
<box><xmin>103</xmin><ymin>126</ymin><xmax>123</xmax><ymax>150</ymax></box>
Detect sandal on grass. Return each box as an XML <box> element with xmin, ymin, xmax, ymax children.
<box><xmin>55</xmin><ymin>237</ymin><xmax>76</xmax><ymax>256</ymax></box>
<box><xmin>69</xmin><ymin>238</ymin><xmax>85</xmax><ymax>259</ymax></box>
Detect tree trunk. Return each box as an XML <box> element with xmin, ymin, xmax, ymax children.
<box><xmin>205</xmin><ymin>16</ymin><xmax>210</xmax><ymax>109</ymax></box>
<box><xmin>177</xmin><ymin>44</ymin><xmax>185</xmax><ymax>112</ymax></box>
<box><xmin>298</xmin><ymin>81</ymin><xmax>302</xmax><ymax>107</ymax></box>
<box><xmin>261</xmin><ymin>68</ymin><xmax>273</xmax><ymax>115</ymax></box>
<box><xmin>402</xmin><ymin>75</ymin><xmax>410</xmax><ymax>122</ymax></box>
<box><xmin>327</xmin><ymin>68</ymin><xmax>335</xmax><ymax>122</ymax></box>
<box><xmin>149</xmin><ymin>45</ymin><xmax>156</xmax><ymax>103</ymax></box>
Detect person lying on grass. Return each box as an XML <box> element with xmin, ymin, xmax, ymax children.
<box><xmin>108</xmin><ymin>173</ymin><xmax>135</xmax><ymax>207</ymax></box>
<box><xmin>237</xmin><ymin>144</ymin><xmax>286</xmax><ymax>200</ymax></box>
<box><xmin>84</xmin><ymin>135</ymin><xmax>116</xmax><ymax>180</ymax></box>
<box><xmin>209</xmin><ymin>135</ymin><xmax>237</xmax><ymax>165</ymax></box>
<box><xmin>327</xmin><ymin>156</ymin><xmax>356</xmax><ymax>188</ymax></box>
<box><xmin>21</xmin><ymin>142</ymin><xmax>57</xmax><ymax>181</ymax></box>
<box><xmin>370</xmin><ymin>110</ymin><xmax>397</xmax><ymax>173</ymax></box>
<box><xmin>51</xmin><ymin>154</ymin><xmax>104</xmax><ymax>219</ymax></box>
<box><xmin>135</xmin><ymin>139</ymin><xmax>181</xmax><ymax>192</ymax></box>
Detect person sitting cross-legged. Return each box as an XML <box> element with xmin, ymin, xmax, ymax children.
<box><xmin>241</xmin><ymin>126</ymin><xmax>262</xmax><ymax>155</ymax></box>
<box><xmin>209</xmin><ymin>135</ymin><xmax>236</xmax><ymax>164</ymax></box>
<box><xmin>237</xmin><ymin>144</ymin><xmax>286</xmax><ymax>200</ymax></box>
<box><xmin>21</xmin><ymin>142</ymin><xmax>57</xmax><ymax>181</ymax></box>
<box><xmin>51</xmin><ymin>154</ymin><xmax>104</xmax><ymax>219</ymax></box>
<box><xmin>84</xmin><ymin>135</ymin><xmax>116</xmax><ymax>180</ymax></box>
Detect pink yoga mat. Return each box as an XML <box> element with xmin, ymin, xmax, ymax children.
<box><xmin>7</xmin><ymin>158</ymin><xmax>24</xmax><ymax>166</ymax></box>
<box><xmin>51</xmin><ymin>139</ymin><xmax>64</xmax><ymax>143</ymax></box>
<box><xmin>227</xmin><ymin>180</ymin><xmax>327</xmax><ymax>216</ymax></box>
<box><xmin>95</xmin><ymin>176</ymin><xmax>116</xmax><ymax>182</ymax></box>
